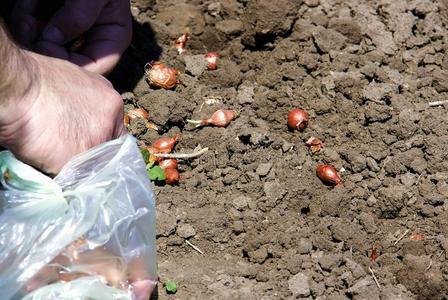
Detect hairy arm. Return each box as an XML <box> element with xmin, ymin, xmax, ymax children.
<box><xmin>0</xmin><ymin>21</ymin><xmax>38</xmax><ymax>126</ymax></box>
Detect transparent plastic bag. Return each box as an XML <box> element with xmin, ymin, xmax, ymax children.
<box><xmin>0</xmin><ymin>135</ymin><xmax>157</xmax><ymax>300</ymax></box>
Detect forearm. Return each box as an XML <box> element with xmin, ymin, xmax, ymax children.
<box><xmin>0</xmin><ymin>21</ymin><xmax>38</xmax><ymax>125</ymax></box>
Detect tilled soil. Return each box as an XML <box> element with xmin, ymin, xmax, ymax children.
<box><xmin>113</xmin><ymin>0</ymin><xmax>448</xmax><ymax>299</ymax></box>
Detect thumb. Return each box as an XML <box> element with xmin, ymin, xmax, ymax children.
<box><xmin>41</xmin><ymin>0</ymin><xmax>107</xmax><ymax>44</ymax></box>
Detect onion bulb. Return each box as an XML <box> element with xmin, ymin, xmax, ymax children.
<box><xmin>124</xmin><ymin>108</ymin><xmax>159</xmax><ymax>131</ymax></box>
<box><xmin>204</xmin><ymin>52</ymin><xmax>220</xmax><ymax>70</ymax></box>
<box><xmin>287</xmin><ymin>108</ymin><xmax>308</xmax><ymax>131</ymax></box>
<box><xmin>159</xmin><ymin>159</ymin><xmax>178</xmax><ymax>170</ymax></box>
<box><xmin>174</xmin><ymin>32</ymin><xmax>189</xmax><ymax>54</ymax></box>
<box><xmin>151</xmin><ymin>135</ymin><xmax>180</xmax><ymax>154</ymax></box>
<box><xmin>187</xmin><ymin>109</ymin><xmax>236</xmax><ymax>127</ymax></box>
<box><xmin>144</xmin><ymin>61</ymin><xmax>180</xmax><ymax>90</ymax></box>
<box><xmin>165</xmin><ymin>168</ymin><xmax>180</xmax><ymax>184</ymax></box>
<box><xmin>316</xmin><ymin>164</ymin><xmax>342</xmax><ymax>186</ymax></box>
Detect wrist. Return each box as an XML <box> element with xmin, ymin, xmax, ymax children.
<box><xmin>0</xmin><ymin>49</ymin><xmax>40</xmax><ymax>144</ymax></box>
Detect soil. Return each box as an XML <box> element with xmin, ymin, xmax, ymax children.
<box><xmin>112</xmin><ymin>0</ymin><xmax>448</xmax><ymax>299</ymax></box>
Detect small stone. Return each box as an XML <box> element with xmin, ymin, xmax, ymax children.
<box><xmin>250</xmin><ymin>117</ymin><xmax>270</xmax><ymax>130</ymax></box>
<box><xmin>312</xmin><ymin>27</ymin><xmax>347</xmax><ymax>53</ymax></box>
<box><xmin>350</xmin><ymin>174</ymin><xmax>363</xmax><ymax>183</ymax></box>
<box><xmin>184</xmin><ymin>55</ymin><xmax>208</xmax><ymax>77</ymax></box>
<box><xmin>298</xmin><ymin>238</ymin><xmax>313</xmax><ymax>254</ymax></box>
<box><xmin>215</xmin><ymin>20</ymin><xmax>243</xmax><ymax>35</ymax></box>
<box><xmin>282</xmin><ymin>140</ymin><xmax>295</xmax><ymax>152</ymax></box>
<box><xmin>366</xmin><ymin>195</ymin><xmax>377</xmax><ymax>207</ymax></box>
<box><xmin>366</xmin><ymin>157</ymin><xmax>379</xmax><ymax>172</ymax></box>
<box><xmin>121</xmin><ymin>92</ymin><xmax>135</xmax><ymax>101</ymax></box>
<box><xmin>207</xmin><ymin>2</ymin><xmax>221</xmax><ymax>16</ymax></box>
<box><xmin>263</xmin><ymin>180</ymin><xmax>286</xmax><ymax>201</ymax></box>
<box><xmin>347</xmin><ymin>277</ymin><xmax>371</xmax><ymax>293</ymax></box>
<box><xmin>232</xmin><ymin>195</ymin><xmax>250</xmax><ymax>210</ymax></box>
<box><xmin>359</xmin><ymin>212</ymin><xmax>377</xmax><ymax>234</ymax></box>
<box><xmin>318</xmin><ymin>254</ymin><xmax>342</xmax><ymax>271</ymax></box>
<box><xmin>425</xmin><ymin>196</ymin><xmax>445</xmax><ymax>206</ymax></box>
<box><xmin>237</xmin><ymin>85</ymin><xmax>255</xmax><ymax>104</ymax></box>
<box><xmin>256</xmin><ymin>163</ymin><xmax>273</xmax><ymax>176</ymax></box>
<box><xmin>288</xmin><ymin>273</ymin><xmax>311</xmax><ymax>297</ymax></box>
<box><xmin>345</xmin><ymin>258</ymin><xmax>366</xmax><ymax>279</ymax></box>
<box><xmin>420</xmin><ymin>205</ymin><xmax>435</xmax><ymax>217</ymax></box>
<box><xmin>440</xmin><ymin>238</ymin><xmax>448</xmax><ymax>258</ymax></box>
<box><xmin>400</xmin><ymin>173</ymin><xmax>418</xmax><ymax>187</ymax></box>
<box><xmin>232</xmin><ymin>221</ymin><xmax>245</xmax><ymax>234</ymax></box>
<box><xmin>157</xmin><ymin>208</ymin><xmax>177</xmax><ymax>237</ymax></box>
<box><xmin>177</xmin><ymin>224</ymin><xmax>196</xmax><ymax>239</ymax></box>
<box><xmin>310</xmin><ymin>281</ymin><xmax>325</xmax><ymax>296</ymax></box>
<box><xmin>248</xmin><ymin>247</ymin><xmax>268</xmax><ymax>264</ymax></box>
<box><xmin>348</xmin><ymin>154</ymin><xmax>367</xmax><ymax>173</ymax></box>
<box><xmin>403</xmin><ymin>254</ymin><xmax>431</xmax><ymax>273</ymax></box>
<box><xmin>304</xmin><ymin>0</ymin><xmax>320</xmax><ymax>7</ymax></box>
<box><xmin>167</xmin><ymin>235</ymin><xmax>184</xmax><ymax>246</ymax></box>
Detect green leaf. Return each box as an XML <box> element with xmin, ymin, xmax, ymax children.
<box><xmin>140</xmin><ymin>148</ymin><xmax>150</xmax><ymax>163</ymax></box>
<box><xmin>147</xmin><ymin>165</ymin><xmax>166</xmax><ymax>181</ymax></box>
<box><xmin>146</xmin><ymin>160</ymin><xmax>155</xmax><ymax>170</ymax></box>
<box><xmin>164</xmin><ymin>280</ymin><xmax>177</xmax><ymax>294</ymax></box>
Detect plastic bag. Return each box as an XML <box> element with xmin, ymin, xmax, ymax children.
<box><xmin>0</xmin><ymin>135</ymin><xmax>157</xmax><ymax>300</ymax></box>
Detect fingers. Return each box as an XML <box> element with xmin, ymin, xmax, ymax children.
<box><xmin>41</xmin><ymin>0</ymin><xmax>108</xmax><ymax>44</ymax></box>
<box><xmin>10</xmin><ymin>0</ymin><xmax>39</xmax><ymax>45</ymax></box>
<box><xmin>79</xmin><ymin>23</ymin><xmax>132</xmax><ymax>74</ymax></box>
<box><xmin>36</xmin><ymin>22</ymin><xmax>131</xmax><ymax>75</ymax></box>
<box><xmin>36</xmin><ymin>38</ymin><xmax>120</xmax><ymax>75</ymax></box>
<box><xmin>36</xmin><ymin>1</ymin><xmax>132</xmax><ymax>74</ymax></box>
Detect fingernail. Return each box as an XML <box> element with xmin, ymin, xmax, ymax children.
<box><xmin>42</xmin><ymin>26</ymin><xmax>64</xmax><ymax>43</ymax></box>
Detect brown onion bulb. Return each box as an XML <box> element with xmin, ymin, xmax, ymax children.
<box><xmin>144</xmin><ymin>61</ymin><xmax>180</xmax><ymax>90</ymax></box>
<box><xmin>316</xmin><ymin>164</ymin><xmax>342</xmax><ymax>186</ymax></box>
<box><xmin>159</xmin><ymin>159</ymin><xmax>178</xmax><ymax>170</ymax></box>
<box><xmin>124</xmin><ymin>108</ymin><xmax>149</xmax><ymax>126</ymax></box>
<box><xmin>151</xmin><ymin>135</ymin><xmax>180</xmax><ymax>154</ymax></box>
<box><xmin>187</xmin><ymin>109</ymin><xmax>236</xmax><ymax>127</ymax></box>
<box><xmin>128</xmin><ymin>108</ymin><xmax>149</xmax><ymax>120</ymax></box>
<box><xmin>287</xmin><ymin>108</ymin><xmax>308</xmax><ymax>131</ymax></box>
<box><xmin>165</xmin><ymin>168</ymin><xmax>180</xmax><ymax>184</ymax></box>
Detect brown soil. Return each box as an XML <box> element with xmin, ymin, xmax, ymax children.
<box><xmin>113</xmin><ymin>0</ymin><xmax>448</xmax><ymax>299</ymax></box>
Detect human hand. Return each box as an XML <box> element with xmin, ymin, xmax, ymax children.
<box><xmin>0</xmin><ymin>51</ymin><xmax>125</xmax><ymax>175</ymax></box>
<box><xmin>11</xmin><ymin>0</ymin><xmax>132</xmax><ymax>75</ymax></box>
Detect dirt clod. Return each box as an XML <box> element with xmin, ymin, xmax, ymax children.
<box><xmin>120</xmin><ymin>0</ymin><xmax>448</xmax><ymax>298</ymax></box>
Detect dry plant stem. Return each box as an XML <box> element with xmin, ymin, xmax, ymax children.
<box><xmin>185</xmin><ymin>240</ymin><xmax>204</xmax><ymax>254</ymax></box>
<box><xmin>393</xmin><ymin>229</ymin><xmax>410</xmax><ymax>245</ymax></box>
<box><xmin>153</xmin><ymin>147</ymin><xmax>209</xmax><ymax>159</ymax></box>
<box><xmin>425</xmin><ymin>259</ymin><xmax>433</xmax><ymax>272</ymax></box>
<box><xmin>416</xmin><ymin>173</ymin><xmax>424</xmax><ymax>185</ymax></box>
<box><xmin>429</xmin><ymin>100</ymin><xmax>448</xmax><ymax>107</ymax></box>
<box><xmin>369</xmin><ymin>267</ymin><xmax>381</xmax><ymax>288</ymax></box>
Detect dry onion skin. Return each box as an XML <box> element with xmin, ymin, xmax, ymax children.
<box><xmin>144</xmin><ymin>61</ymin><xmax>180</xmax><ymax>90</ymax></box>
<box><xmin>204</xmin><ymin>52</ymin><xmax>220</xmax><ymax>70</ymax></box>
